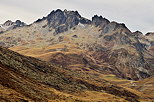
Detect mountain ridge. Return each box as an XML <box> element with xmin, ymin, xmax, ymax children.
<box><xmin>0</xmin><ymin>9</ymin><xmax>154</xmax><ymax>101</ymax></box>
<box><xmin>0</xmin><ymin>9</ymin><xmax>154</xmax><ymax>80</ymax></box>
<box><xmin>0</xmin><ymin>20</ymin><xmax>26</xmax><ymax>33</ymax></box>
<box><xmin>1</xmin><ymin>9</ymin><xmax>152</xmax><ymax>35</ymax></box>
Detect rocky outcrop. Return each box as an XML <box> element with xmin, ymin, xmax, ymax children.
<box><xmin>132</xmin><ymin>31</ymin><xmax>143</xmax><ymax>37</ymax></box>
<box><xmin>92</xmin><ymin>15</ymin><xmax>110</xmax><ymax>27</ymax></box>
<box><xmin>39</xmin><ymin>9</ymin><xmax>91</xmax><ymax>34</ymax></box>
<box><xmin>33</xmin><ymin>9</ymin><xmax>131</xmax><ymax>35</ymax></box>
<box><xmin>0</xmin><ymin>20</ymin><xmax>26</xmax><ymax>32</ymax></box>
<box><xmin>145</xmin><ymin>32</ymin><xmax>154</xmax><ymax>36</ymax></box>
<box><xmin>14</xmin><ymin>20</ymin><xmax>26</xmax><ymax>27</ymax></box>
<box><xmin>2</xmin><ymin>20</ymin><xmax>14</xmax><ymax>26</ymax></box>
<box><xmin>91</xmin><ymin>15</ymin><xmax>131</xmax><ymax>34</ymax></box>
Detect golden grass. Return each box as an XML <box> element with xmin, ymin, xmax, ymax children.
<box><xmin>9</xmin><ymin>44</ymin><xmax>153</xmax><ymax>102</ymax></box>
<box><xmin>0</xmin><ymin>85</ymin><xmax>32</xmax><ymax>102</ymax></box>
<box><xmin>10</xmin><ymin>43</ymin><xmax>85</xmax><ymax>62</ymax></box>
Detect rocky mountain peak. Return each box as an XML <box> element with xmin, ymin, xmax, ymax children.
<box><xmin>145</xmin><ymin>32</ymin><xmax>154</xmax><ymax>36</ymax></box>
<box><xmin>91</xmin><ymin>15</ymin><xmax>131</xmax><ymax>34</ymax></box>
<box><xmin>2</xmin><ymin>20</ymin><xmax>14</xmax><ymax>26</ymax></box>
<box><xmin>132</xmin><ymin>31</ymin><xmax>143</xmax><ymax>36</ymax></box>
<box><xmin>34</xmin><ymin>9</ymin><xmax>131</xmax><ymax>35</ymax></box>
<box><xmin>0</xmin><ymin>20</ymin><xmax>26</xmax><ymax>33</ymax></box>
<box><xmin>100</xmin><ymin>21</ymin><xmax>130</xmax><ymax>34</ymax></box>
<box><xmin>63</xmin><ymin>9</ymin><xmax>81</xmax><ymax>18</ymax></box>
<box><xmin>14</xmin><ymin>20</ymin><xmax>26</xmax><ymax>27</ymax></box>
<box><xmin>92</xmin><ymin>15</ymin><xmax>110</xmax><ymax>27</ymax></box>
<box><xmin>45</xmin><ymin>9</ymin><xmax>91</xmax><ymax>34</ymax></box>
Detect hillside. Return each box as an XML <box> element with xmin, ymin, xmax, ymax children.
<box><xmin>0</xmin><ymin>46</ymin><xmax>146</xmax><ymax>102</ymax></box>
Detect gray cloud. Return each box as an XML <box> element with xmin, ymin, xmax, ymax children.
<box><xmin>0</xmin><ymin>0</ymin><xmax>153</xmax><ymax>33</ymax></box>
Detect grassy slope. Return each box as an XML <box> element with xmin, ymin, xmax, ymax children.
<box><xmin>0</xmin><ymin>46</ymin><xmax>142</xmax><ymax>102</ymax></box>
<box><xmin>10</xmin><ymin>45</ymin><xmax>154</xmax><ymax>102</ymax></box>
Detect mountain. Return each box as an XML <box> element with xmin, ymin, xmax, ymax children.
<box><xmin>0</xmin><ymin>46</ymin><xmax>144</xmax><ymax>102</ymax></box>
<box><xmin>0</xmin><ymin>9</ymin><xmax>154</xmax><ymax>101</ymax></box>
<box><xmin>0</xmin><ymin>9</ymin><xmax>153</xmax><ymax>80</ymax></box>
<box><xmin>0</xmin><ymin>20</ymin><xmax>26</xmax><ymax>33</ymax></box>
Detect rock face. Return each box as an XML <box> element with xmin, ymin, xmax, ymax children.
<box><xmin>41</xmin><ymin>10</ymin><xmax>129</xmax><ymax>35</ymax></box>
<box><xmin>92</xmin><ymin>15</ymin><xmax>110</xmax><ymax>28</ymax></box>
<box><xmin>14</xmin><ymin>20</ymin><xmax>26</xmax><ymax>27</ymax></box>
<box><xmin>0</xmin><ymin>20</ymin><xmax>26</xmax><ymax>32</ymax></box>
<box><xmin>35</xmin><ymin>9</ymin><xmax>91</xmax><ymax>34</ymax></box>
<box><xmin>2</xmin><ymin>20</ymin><xmax>14</xmax><ymax>26</ymax></box>
<box><xmin>146</xmin><ymin>32</ymin><xmax>154</xmax><ymax>36</ymax></box>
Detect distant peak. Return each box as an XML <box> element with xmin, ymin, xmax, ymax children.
<box><xmin>55</xmin><ymin>9</ymin><xmax>63</xmax><ymax>12</ymax></box>
<box><xmin>93</xmin><ymin>15</ymin><xmax>103</xmax><ymax>19</ymax></box>
<box><xmin>110</xmin><ymin>21</ymin><xmax>117</xmax><ymax>24</ymax></box>
<box><xmin>110</xmin><ymin>21</ymin><xmax>127</xmax><ymax>28</ymax></box>
<box><xmin>64</xmin><ymin>10</ymin><xmax>81</xmax><ymax>17</ymax></box>
<box><xmin>3</xmin><ymin>20</ymin><xmax>14</xmax><ymax>26</ymax></box>
<box><xmin>34</xmin><ymin>9</ymin><xmax>131</xmax><ymax>34</ymax></box>
<box><xmin>45</xmin><ymin>9</ymin><xmax>91</xmax><ymax>34</ymax></box>
<box><xmin>92</xmin><ymin>15</ymin><xmax>110</xmax><ymax>27</ymax></box>
<box><xmin>0</xmin><ymin>20</ymin><xmax>26</xmax><ymax>31</ymax></box>
<box><xmin>14</xmin><ymin>20</ymin><xmax>26</xmax><ymax>26</ymax></box>
<box><xmin>92</xmin><ymin>15</ymin><xmax>109</xmax><ymax>22</ymax></box>
<box><xmin>64</xmin><ymin>9</ymin><xmax>67</xmax><ymax>12</ymax></box>
<box><xmin>134</xmin><ymin>31</ymin><xmax>143</xmax><ymax>34</ymax></box>
<box><xmin>132</xmin><ymin>31</ymin><xmax>143</xmax><ymax>36</ymax></box>
<box><xmin>2</xmin><ymin>20</ymin><xmax>26</xmax><ymax>26</ymax></box>
<box><xmin>49</xmin><ymin>9</ymin><xmax>81</xmax><ymax>18</ymax></box>
<box><xmin>15</xmin><ymin>20</ymin><xmax>22</xmax><ymax>23</ymax></box>
<box><xmin>146</xmin><ymin>32</ymin><xmax>154</xmax><ymax>36</ymax></box>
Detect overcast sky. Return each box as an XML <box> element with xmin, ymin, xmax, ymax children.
<box><xmin>0</xmin><ymin>0</ymin><xmax>153</xmax><ymax>34</ymax></box>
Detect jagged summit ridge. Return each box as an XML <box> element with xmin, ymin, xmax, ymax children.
<box><xmin>0</xmin><ymin>20</ymin><xmax>26</xmax><ymax>32</ymax></box>
<box><xmin>92</xmin><ymin>15</ymin><xmax>110</xmax><ymax>27</ymax></box>
<box><xmin>2</xmin><ymin>20</ymin><xmax>14</xmax><ymax>26</ymax></box>
<box><xmin>0</xmin><ymin>9</ymin><xmax>134</xmax><ymax>35</ymax></box>
<box><xmin>0</xmin><ymin>9</ymin><xmax>145</xmax><ymax>35</ymax></box>
<box><xmin>35</xmin><ymin>9</ymin><xmax>91</xmax><ymax>34</ymax></box>
<box><xmin>34</xmin><ymin>9</ymin><xmax>131</xmax><ymax>34</ymax></box>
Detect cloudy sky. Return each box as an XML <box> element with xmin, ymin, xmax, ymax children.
<box><xmin>0</xmin><ymin>0</ymin><xmax>153</xmax><ymax>33</ymax></box>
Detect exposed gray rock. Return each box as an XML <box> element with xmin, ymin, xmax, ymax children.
<box><xmin>0</xmin><ymin>20</ymin><xmax>26</xmax><ymax>32</ymax></box>
<box><xmin>92</xmin><ymin>15</ymin><xmax>110</xmax><ymax>27</ymax></box>
<box><xmin>120</xmin><ymin>35</ymin><xmax>131</xmax><ymax>44</ymax></box>
<box><xmin>102</xmin><ymin>21</ymin><xmax>130</xmax><ymax>34</ymax></box>
<box><xmin>54</xmin><ymin>25</ymin><xmax>68</xmax><ymax>35</ymax></box>
<box><xmin>14</xmin><ymin>20</ymin><xmax>26</xmax><ymax>27</ymax></box>
<box><xmin>46</xmin><ymin>9</ymin><xmax>91</xmax><ymax>34</ymax></box>
<box><xmin>150</xmin><ymin>41</ymin><xmax>154</xmax><ymax>46</ymax></box>
<box><xmin>2</xmin><ymin>20</ymin><xmax>14</xmax><ymax>26</ymax></box>
<box><xmin>132</xmin><ymin>31</ymin><xmax>143</xmax><ymax>37</ymax></box>
<box><xmin>104</xmin><ymin>35</ymin><xmax>115</xmax><ymax>41</ymax></box>
<box><xmin>145</xmin><ymin>32</ymin><xmax>154</xmax><ymax>36</ymax></box>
